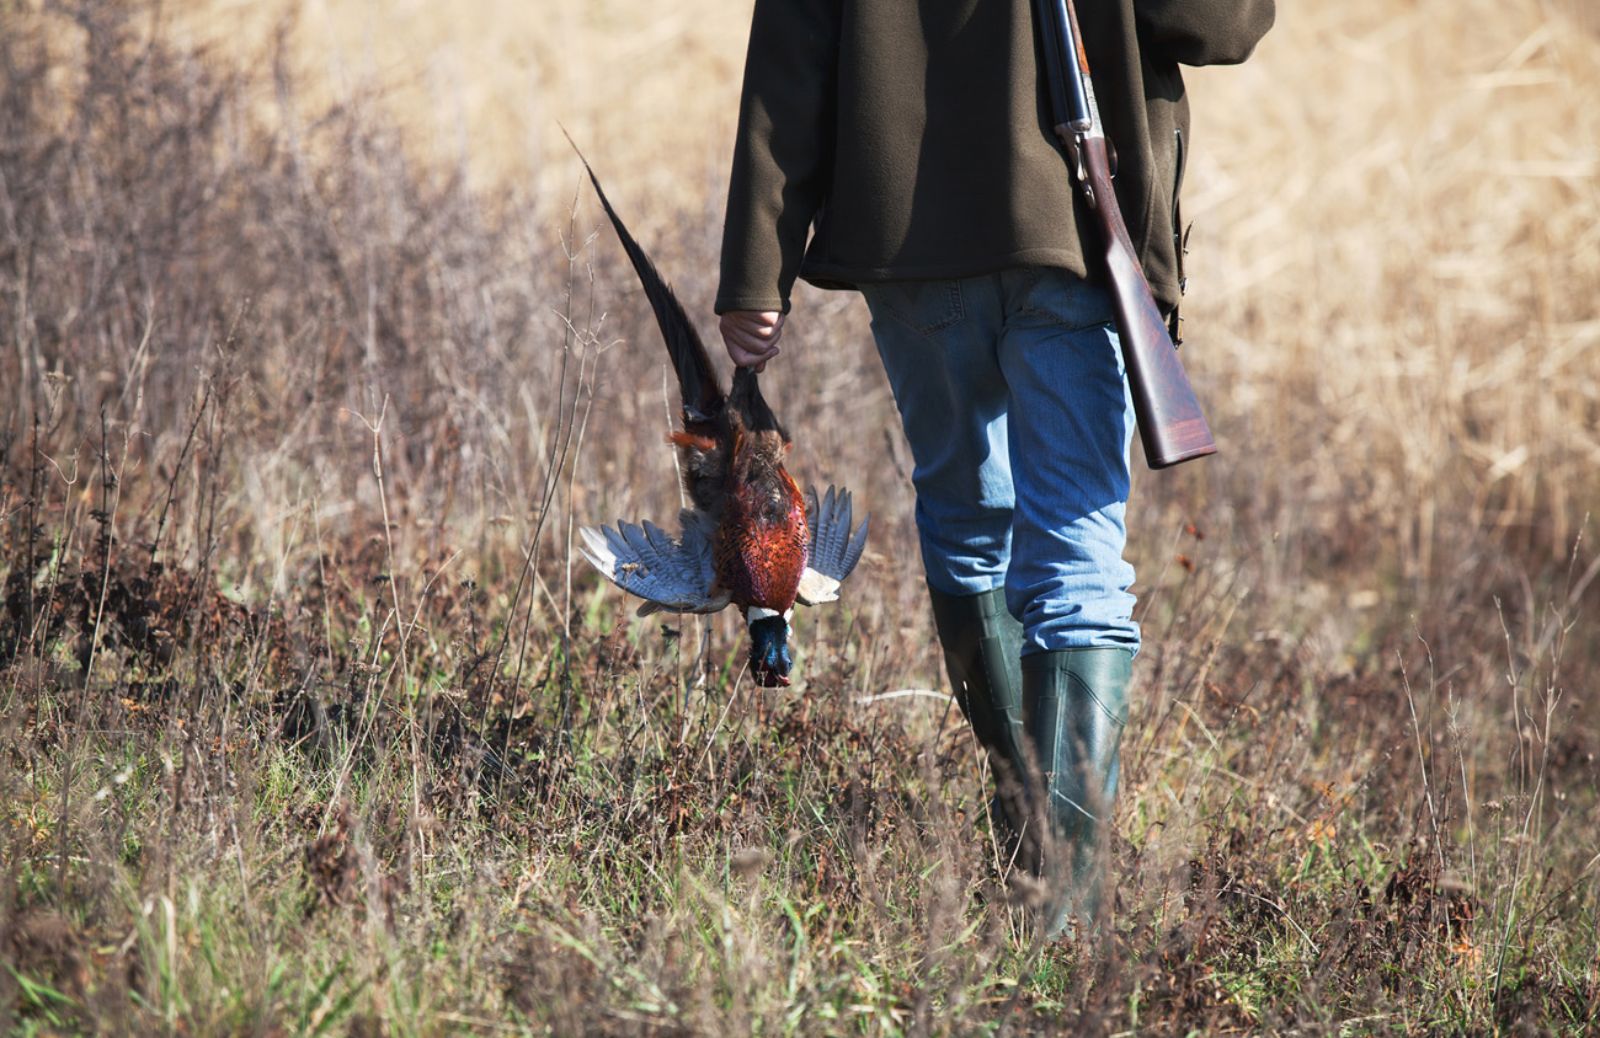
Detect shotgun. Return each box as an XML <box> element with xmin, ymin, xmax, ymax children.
<box><xmin>1033</xmin><ymin>0</ymin><xmax>1217</xmax><ymax>468</ymax></box>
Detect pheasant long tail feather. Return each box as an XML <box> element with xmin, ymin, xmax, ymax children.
<box><xmin>568</xmin><ymin>139</ymin><xmax>723</xmax><ymax>422</ymax></box>
<box><xmin>729</xmin><ymin>367</ymin><xmax>789</xmax><ymax>443</ymax></box>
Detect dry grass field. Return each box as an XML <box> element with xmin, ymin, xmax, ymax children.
<box><xmin>2</xmin><ymin>0</ymin><xmax>1597</xmax><ymax>1033</ymax></box>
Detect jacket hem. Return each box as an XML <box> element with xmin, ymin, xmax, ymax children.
<box><xmin>798</xmin><ymin>250</ymin><xmax>1182</xmax><ymax>313</ymax></box>
<box><xmin>800</xmin><ymin>247</ymin><xmax>1088</xmax><ymax>288</ymax></box>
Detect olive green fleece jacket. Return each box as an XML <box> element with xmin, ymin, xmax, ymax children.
<box><xmin>715</xmin><ymin>0</ymin><xmax>1275</xmax><ymax>316</ymax></box>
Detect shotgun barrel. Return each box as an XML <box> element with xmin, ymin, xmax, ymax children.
<box><xmin>1033</xmin><ymin>0</ymin><xmax>1217</xmax><ymax>469</ymax></box>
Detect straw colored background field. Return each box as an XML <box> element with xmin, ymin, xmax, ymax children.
<box><xmin>2</xmin><ymin>0</ymin><xmax>1596</xmax><ymax>1033</ymax></box>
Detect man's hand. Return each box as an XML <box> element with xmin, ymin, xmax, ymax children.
<box><xmin>720</xmin><ymin>310</ymin><xmax>785</xmax><ymax>372</ymax></box>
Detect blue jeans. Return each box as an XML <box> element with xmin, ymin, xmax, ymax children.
<box><xmin>861</xmin><ymin>268</ymin><xmax>1139</xmax><ymax>654</ymax></box>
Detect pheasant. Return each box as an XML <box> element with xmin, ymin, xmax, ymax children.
<box><xmin>573</xmin><ymin>153</ymin><xmax>869</xmax><ymax>688</ymax></box>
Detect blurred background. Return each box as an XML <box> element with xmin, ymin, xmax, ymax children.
<box><xmin>2</xmin><ymin>0</ymin><xmax>1597</xmax><ymax>1031</ymax></box>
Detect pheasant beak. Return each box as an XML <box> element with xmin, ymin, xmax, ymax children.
<box><xmin>748</xmin><ymin>609</ymin><xmax>793</xmax><ymax>688</ymax></box>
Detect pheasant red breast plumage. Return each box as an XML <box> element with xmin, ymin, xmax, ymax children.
<box><xmin>716</xmin><ymin>465</ymin><xmax>809</xmax><ymax>612</ymax></box>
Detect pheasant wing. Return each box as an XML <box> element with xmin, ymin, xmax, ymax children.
<box><xmin>796</xmin><ymin>486</ymin><xmax>870</xmax><ymax>606</ymax></box>
<box><xmin>579</xmin><ymin>510</ymin><xmax>729</xmax><ymax>616</ymax></box>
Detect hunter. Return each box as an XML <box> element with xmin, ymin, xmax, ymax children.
<box><xmin>715</xmin><ymin>0</ymin><xmax>1275</xmax><ymax>937</ymax></box>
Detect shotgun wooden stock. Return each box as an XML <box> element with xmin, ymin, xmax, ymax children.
<box><xmin>1073</xmin><ymin>134</ymin><xmax>1216</xmax><ymax>467</ymax></box>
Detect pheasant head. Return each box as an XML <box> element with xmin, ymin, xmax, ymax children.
<box><xmin>747</xmin><ymin>608</ymin><xmax>793</xmax><ymax>687</ymax></box>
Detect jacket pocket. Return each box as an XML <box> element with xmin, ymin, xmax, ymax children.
<box><xmin>1169</xmin><ymin>126</ymin><xmax>1191</xmax><ymax>343</ymax></box>
<box><xmin>1172</xmin><ymin>127</ymin><xmax>1189</xmax><ymax>297</ymax></box>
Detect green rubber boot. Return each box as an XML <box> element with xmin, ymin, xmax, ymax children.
<box><xmin>1023</xmin><ymin>647</ymin><xmax>1133</xmax><ymax>938</ymax></box>
<box><xmin>927</xmin><ymin>586</ymin><xmax>1028</xmax><ymax>844</ymax></box>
